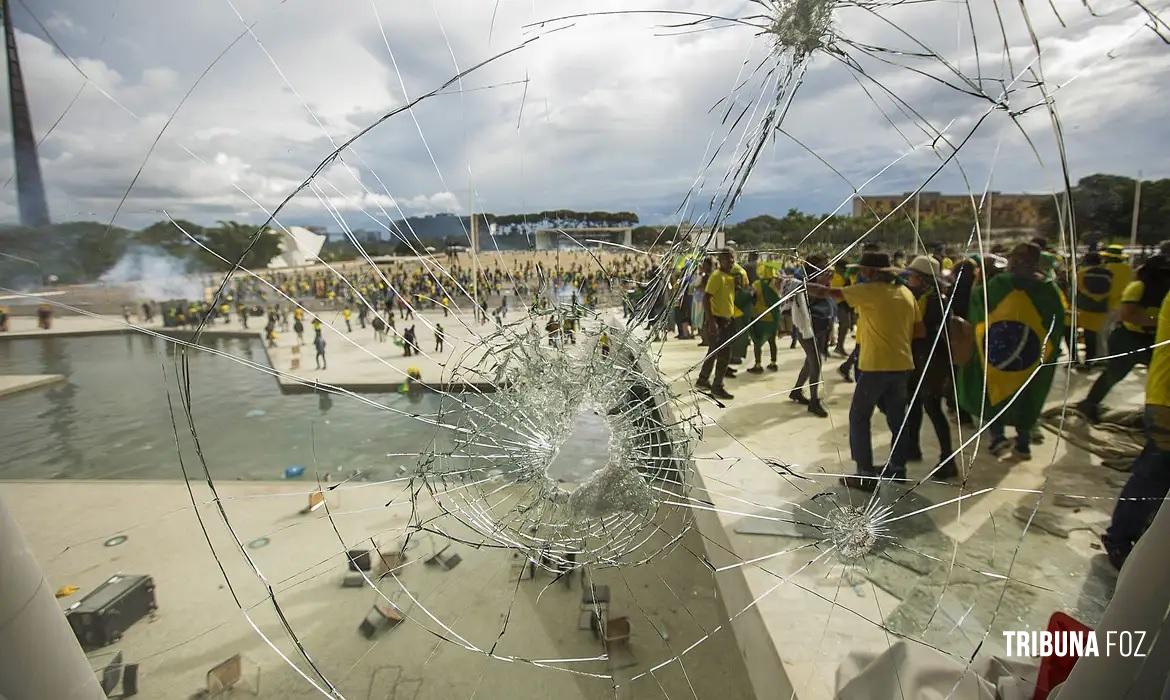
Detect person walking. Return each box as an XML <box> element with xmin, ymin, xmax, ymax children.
<box><xmin>789</xmin><ymin>258</ymin><xmax>831</xmax><ymax>417</ymax></box>
<box><xmin>901</xmin><ymin>256</ymin><xmax>957</xmax><ymax>478</ymax></box>
<box><xmin>293</xmin><ymin>317</ymin><xmax>304</xmax><ymax>345</ymax></box>
<box><xmin>810</xmin><ymin>250</ymin><xmax>919</xmax><ymax>489</ymax></box>
<box><xmin>1075</xmin><ymin>255</ymin><xmax>1169</xmax><ymax>422</ymax></box>
<box><xmin>831</xmin><ymin>260</ymin><xmax>853</xmax><ymax>356</ymax></box>
<box><xmin>696</xmin><ymin>248</ymin><xmax>738</xmax><ymax>401</ymax></box>
<box><xmin>1100</xmin><ymin>289</ymin><xmax>1170</xmax><ymax>569</ymax></box>
<box><xmin>314</xmin><ymin>331</ymin><xmax>327</xmax><ymax>370</ymax></box>
<box><xmin>434</xmin><ymin>323</ymin><xmax>445</xmax><ymax>353</ymax></box>
<box><xmin>958</xmin><ymin>243</ymin><xmax>1065</xmax><ymax>461</ymax></box>
<box><xmin>343</xmin><ymin>306</ymin><xmax>353</xmax><ymax>333</ymax></box>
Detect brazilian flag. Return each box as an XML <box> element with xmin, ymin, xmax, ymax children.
<box><xmin>958</xmin><ymin>273</ymin><xmax>1065</xmax><ymax>428</ymax></box>
<box><xmin>732</xmin><ymin>285</ymin><xmax>755</xmax><ymax>358</ymax></box>
<box><xmin>1075</xmin><ymin>265</ymin><xmax>1113</xmax><ymax>333</ymax></box>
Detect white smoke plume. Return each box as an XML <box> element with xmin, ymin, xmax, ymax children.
<box><xmin>99</xmin><ymin>245</ymin><xmax>205</xmax><ymax>300</ymax></box>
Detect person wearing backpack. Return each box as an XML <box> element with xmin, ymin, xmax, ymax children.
<box><xmin>901</xmin><ymin>256</ymin><xmax>958</xmax><ymax>479</ymax></box>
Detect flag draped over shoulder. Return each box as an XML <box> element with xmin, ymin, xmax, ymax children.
<box><xmin>1075</xmin><ymin>265</ymin><xmax>1113</xmax><ymax>332</ymax></box>
<box><xmin>958</xmin><ymin>273</ymin><xmax>1065</xmax><ymax>428</ymax></box>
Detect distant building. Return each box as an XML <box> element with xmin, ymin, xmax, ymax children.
<box><xmin>852</xmin><ymin>191</ymin><xmax>1049</xmax><ymax>231</ymax></box>
<box><xmin>534</xmin><ymin>227</ymin><xmax>632</xmax><ymax>251</ymax></box>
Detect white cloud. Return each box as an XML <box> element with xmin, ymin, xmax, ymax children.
<box><xmin>1</xmin><ymin>0</ymin><xmax>1167</xmax><ymax>231</ymax></box>
<box><xmin>44</xmin><ymin>11</ymin><xmax>83</xmax><ymax>37</ymax></box>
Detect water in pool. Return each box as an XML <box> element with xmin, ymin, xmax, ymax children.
<box><xmin>0</xmin><ymin>334</ymin><xmax>475</xmax><ymax>480</ymax></box>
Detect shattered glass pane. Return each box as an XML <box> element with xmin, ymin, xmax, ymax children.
<box><xmin>2</xmin><ymin>0</ymin><xmax>1169</xmax><ymax>698</ymax></box>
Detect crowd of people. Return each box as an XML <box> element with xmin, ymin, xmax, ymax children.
<box><xmin>673</xmin><ymin>238</ymin><xmax>1169</xmax><ymax>569</ymax></box>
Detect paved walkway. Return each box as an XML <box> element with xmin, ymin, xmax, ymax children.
<box><xmin>652</xmin><ymin>332</ymin><xmax>1139</xmax><ymax>698</ymax></box>
<box><xmin>7</xmin><ymin>479</ymin><xmax>755</xmax><ymax>700</ymax></box>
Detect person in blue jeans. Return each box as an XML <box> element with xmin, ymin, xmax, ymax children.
<box><xmin>809</xmin><ymin>251</ymin><xmax>921</xmax><ymax>491</ymax></box>
<box><xmin>1101</xmin><ymin>290</ymin><xmax>1170</xmax><ymax>570</ymax></box>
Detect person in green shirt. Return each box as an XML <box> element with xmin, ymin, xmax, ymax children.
<box><xmin>696</xmin><ymin>248</ymin><xmax>738</xmax><ymax>401</ymax></box>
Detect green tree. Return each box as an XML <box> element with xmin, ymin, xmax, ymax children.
<box><xmin>196</xmin><ymin>221</ymin><xmax>282</xmax><ymax>270</ymax></box>
<box><xmin>136</xmin><ymin>219</ymin><xmax>204</xmax><ymax>257</ymax></box>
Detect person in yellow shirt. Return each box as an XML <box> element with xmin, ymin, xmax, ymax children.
<box><xmin>729</xmin><ymin>256</ymin><xmax>752</xmax><ymax>367</ymax></box>
<box><xmin>1074</xmin><ymin>252</ymin><xmax>1112</xmax><ymax>369</ymax></box>
<box><xmin>696</xmin><ymin>248</ymin><xmax>738</xmax><ymax>400</ymax></box>
<box><xmin>1101</xmin><ymin>288</ymin><xmax>1170</xmax><ymax>569</ymax></box>
<box><xmin>810</xmin><ymin>250</ymin><xmax>919</xmax><ymax>489</ymax></box>
<box><xmin>342</xmin><ymin>306</ymin><xmax>353</xmax><ymax>333</ymax></box>
<box><xmin>1076</xmin><ymin>255</ymin><xmax>1169</xmax><ymax>422</ymax></box>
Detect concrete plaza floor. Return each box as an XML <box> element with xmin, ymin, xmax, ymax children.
<box><xmin>1</xmin><ymin>310</ymin><xmax>1144</xmax><ymax>698</ymax></box>
<box><xmin>652</xmin><ymin>332</ymin><xmax>1138</xmax><ymax>699</ymax></box>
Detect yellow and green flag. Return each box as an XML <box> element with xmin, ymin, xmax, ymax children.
<box><xmin>959</xmin><ymin>273</ymin><xmax>1065</xmax><ymax>428</ymax></box>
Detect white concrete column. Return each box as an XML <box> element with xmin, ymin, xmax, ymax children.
<box><xmin>0</xmin><ymin>495</ymin><xmax>105</xmax><ymax>699</ymax></box>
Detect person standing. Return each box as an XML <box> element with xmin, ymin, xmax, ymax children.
<box><xmin>830</xmin><ymin>260</ymin><xmax>853</xmax><ymax>356</ymax></box>
<box><xmin>810</xmin><ymin>250</ymin><xmax>919</xmax><ymax>489</ymax></box>
<box><xmin>342</xmin><ymin>306</ymin><xmax>353</xmax><ymax>333</ymax></box>
<box><xmin>693</xmin><ymin>257</ymin><xmax>712</xmax><ymax>347</ymax></box>
<box><xmin>313</xmin><ymin>331</ymin><xmax>327</xmax><ymax>370</ymax></box>
<box><xmin>1076</xmin><ymin>255</ymin><xmax>1169</xmax><ymax>422</ymax></box>
<box><xmin>1100</xmin><ymin>289</ymin><xmax>1170</xmax><ymax>569</ymax></box>
<box><xmin>746</xmin><ymin>266</ymin><xmax>780</xmax><ymax>374</ymax></box>
<box><xmin>1074</xmin><ymin>252</ymin><xmax>1113</xmax><ymax>370</ymax></box>
<box><xmin>958</xmin><ymin>243</ymin><xmax>1065</xmax><ymax>461</ymax></box>
<box><xmin>696</xmin><ymin>248</ymin><xmax>738</xmax><ymax>401</ymax></box>
<box><xmin>293</xmin><ymin>317</ymin><xmax>304</xmax><ymax>345</ymax></box>
<box><xmin>901</xmin><ymin>256</ymin><xmax>957</xmax><ymax>479</ymax></box>
<box><xmin>403</xmin><ymin>325</ymin><xmax>416</xmax><ymax>357</ymax></box>
<box><xmin>434</xmin><ymin>323</ymin><xmax>445</xmax><ymax>353</ymax></box>
<box><xmin>729</xmin><ymin>254</ymin><xmax>752</xmax><ymax>367</ymax></box>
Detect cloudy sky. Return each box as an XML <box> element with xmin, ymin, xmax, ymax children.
<box><xmin>3</xmin><ymin>0</ymin><xmax>1169</xmax><ymax>231</ymax></box>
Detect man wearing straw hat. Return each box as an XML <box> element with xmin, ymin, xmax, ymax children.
<box><xmin>810</xmin><ymin>250</ymin><xmax>919</xmax><ymax>490</ymax></box>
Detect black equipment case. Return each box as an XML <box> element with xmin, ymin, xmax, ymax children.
<box><xmin>65</xmin><ymin>574</ymin><xmax>156</xmax><ymax>649</ymax></box>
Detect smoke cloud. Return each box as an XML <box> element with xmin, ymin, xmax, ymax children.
<box><xmin>99</xmin><ymin>245</ymin><xmax>205</xmax><ymax>300</ymax></box>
